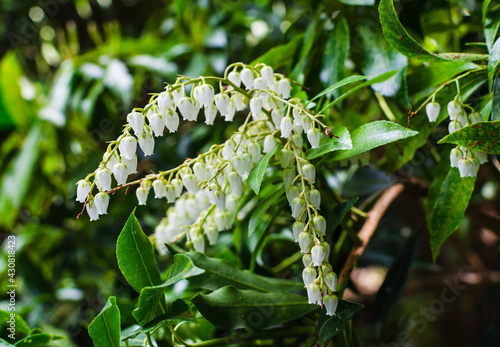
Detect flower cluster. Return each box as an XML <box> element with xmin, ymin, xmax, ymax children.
<box><xmin>76</xmin><ymin>63</ymin><xmax>338</xmax><ymax>315</ymax></box>
<box><xmin>426</xmin><ymin>98</ymin><xmax>487</xmax><ymax>177</ymax></box>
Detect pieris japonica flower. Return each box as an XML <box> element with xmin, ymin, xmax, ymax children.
<box><xmin>312</xmin><ymin>243</ymin><xmax>327</xmax><ymax>266</ymax></box>
<box><xmin>271</xmin><ymin>109</ymin><xmax>283</xmax><ymax>128</ymax></box>
<box><xmin>224</xmin><ymin>101</ymin><xmax>236</xmax><ymax>122</ymax></box>
<box><xmin>193</xmin><ymin>162</ymin><xmax>208</xmax><ymax>182</ymax></box>
<box><xmin>240</xmin><ymin>67</ymin><xmax>254</xmax><ymax>90</ymax></box>
<box><xmin>149</xmin><ymin>113</ymin><xmax>165</xmax><ymax>137</ymax></box>
<box><xmin>261</xmin><ymin>65</ymin><xmax>274</xmax><ymax>85</ymax></box>
<box><xmin>212</xmin><ymin>190</ymin><xmax>226</xmax><ymax>210</ymax></box>
<box><xmin>280</xmin><ymin>148</ymin><xmax>293</xmax><ymax>168</ymax></box>
<box><xmin>458</xmin><ymin>157</ymin><xmax>478</xmax><ymax>177</ymax></box>
<box><xmin>286</xmin><ymin>186</ymin><xmax>300</xmax><ymax>206</ymax></box>
<box><xmin>204</xmin><ymin>105</ymin><xmax>217</xmax><ymax>125</ymax></box>
<box><xmin>475</xmin><ymin>151</ymin><xmax>488</xmax><ymax>164</ymax></box>
<box><xmin>228</xmin><ymin>70</ymin><xmax>241</xmax><ymax>87</ymax></box>
<box><xmin>426</xmin><ymin>102</ymin><xmax>440</xmax><ymax>122</ymax></box>
<box><xmin>119</xmin><ymin>135</ymin><xmax>137</xmax><ymax>160</ymax></box>
<box><xmin>192</xmin><ymin>235</ymin><xmax>205</xmax><ymax>253</ymax></box>
<box><xmin>263</xmin><ymin>135</ymin><xmax>276</xmax><ymax>153</ymax></box>
<box><xmin>306</xmin><ymin>283</ymin><xmax>321</xmax><ymax>305</ymax></box>
<box><xmin>247</xmin><ymin>142</ymin><xmax>261</xmax><ymax>162</ymax></box>
<box><xmin>250</xmin><ymin>97</ymin><xmax>262</xmax><ymax>119</ymax></box>
<box><xmin>456</xmin><ymin>112</ymin><xmax>467</xmax><ymax>126</ymax></box>
<box><xmin>113</xmin><ymin>162</ymin><xmax>128</xmax><ymax>185</ymax></box>
<box><xmin>324</xmin><ymin>294</ymin><xmax>338</xmax><ymax>316</ymax></box>
<box><xmin>171</xmin><ymin>178</ymin><xmax>183</xmax><ymax>197</ymax></box>
<box><xmin>283</xmin><ymin>169</ymin><xmax>295</xmax><ymax>188</ymax></box>
<box><xmin>153</xmin><ymin>179</ymin><xmax>166</xmax><ymax>198</ymax></box>
<box><xmin>448</xmin><ymin>119</ymin><xmax>462</xmax><ymax>133</ymax></box>
<box><xmin>127</xmin><ymin>111</ymin><xmax>144</xmax><ymax>135</ymax></box>
<box><xmin>470</xmin><ymin>112</ymin><xmax>482</xmax><ymax>123</ymax></box>
<box><xmin>95</xmin><ymin>168</ymin><xmax>112</xmax><ymax>191</ymax></box>
<box><xmin>228</xmin><ymin>171</ymin><xmax>243</xmax><ymax>196</ymax></box>
<box><xmin>76</xmin><ymin>180</ymin><xmax>91</xmax><ymax>202</ymax></box>
<box><xmin>302</xmin><ymin>266</ymin><xmax>317</xmax><ymax>287</ymax></box>
<box><xmin>324</xmin><ymin>272</ymin><xmax>338</xmax><ymax>292</ymax></box>
<box><xmin>312</xmin><ymin>215</ymin><xmax>326</xmax><ymax>235</ymax></box>
<box><xmin>157</xmin><ymin>92</ymin><xmax>174</xmax><ymax>112</ymax></box>
<box><xmin>278</xmin><ymin>78</ymin><xmax>291</xmax><ymax>99</ymax></box>
<box><xmin>95</xmin><ymin>192</ymin><xmax>110</xmax><ymax>215</ymax></box>
<box><xmin>450</xmin><ymin>147</ymin><xmax>463</xmax><ymax>168</ymax></box>
<box><xmin>182</xmin><ymin>174</ymin><xmax>199</xmax><ymax>193</ymax></box>
<box><xmin>165</xmin><ymin>109</ymin><xmax>180</xmax><ymax>133</ymax></box>
<box><xmin>194</xmin><ymin>83</ymin><xmax>215</xmax><ymax>107</ymax></box>
<box><xmin>138</xmin><ymin>132</ymin><xmax>155</xmax><ymax>156</ymax></box>
<box><xmin>302</xmin><ymin>253</ymin><xmax>313</xmax><ymax>267</ymax></box>
<box><xmin>86</xmin><ymin>199</ymin><xmax>99</xmax><ymax>221</ymax></box>
<box><xmin>293</xmin><ymin>221</ymin><xmax>305</xmax><ymax>241</ymax></box>
<box><xmin>292</xmin><ymin>197</ymin><xmax>306</xmax><ymax>220</ymax></box>
<box><xmin>291</xmin><ymin>134</ymin><xmax>303</xmax><ymax>148</ymax></box>
<box><xmin>298</xmin><ymin>231</ymin><xmax>312</xmax><ymax>253</ymax></box>
<box><xmin>307</xmin><ymin>129</ymin><xmax>321</xmax><ymax>149</ymax></box>
<box><xmin>302</xmin><ymin>164</ymin><xmax>316</xmax><ymax>183</ymax></box>
<box><xmin>214</xmin><ymin>93</ymin><xmax>230</xmax><ymax>115</ymax></box>
<box><xmin>136</xmin><ymin>186</ymin><xmax>149</xmax><ymax>205</ymax></box>
<box><xmin>281</xmin><ymin>116</ymin><xmax>294</xmax><ymax>138</ymax></box>
<box><xmin>178</xmin><ymin>97</ymin><xmax>196</xmax><ymax>121</ymax></box>
<box><xmin>448</xmin><ymin>100</ymin><xmax>462</xmax><ymax>120</ymax></box>
<box><xmin>308</xmin><ymin>189</ymin><xmax>321</xmax><ymax>209</ymax></box>
<box><xmin>164</xmin><ymin>184</ymin><xmax>176</xmax><ymax>203</ymax></box>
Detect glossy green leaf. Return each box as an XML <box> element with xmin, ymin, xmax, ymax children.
<box><xmin>13</xmin><ymin>334</ymin><xmax>64</xmax><ymax>346</ymax></box>
<box><xmin>132</xmin><ymin>254</ymin><xmax>204</xmax><ymax>325</ymax></box>
<box><xmin>319</xmin><ymin>70</ymin><xmax>398</xmax><ymax>113</ymax></box>
<box><xmin>375</xmin><ymin>227</ymin><xmax>422</xmax><ymax>324</ymax></box>
<box><xmin>251</xmin><ymin>35</ymin><xmax>303</xmax><ymax>71</ymax></box>
<box><xmin>88</xmin><ymin>297</ymin><xmax>121</xmax><ymax>347</ymax></box>
<box><xmin>325</xmin><ymin>121</ymin><xmax>418</xmax><ymax>161</ymax></box>
<box><xmin>306</xmin><ymin>127</ymin><xmax>352</xmax><ymax>159</ymax></box>
<box><xmin>0</xmin><ymin>310</ymin><xmax>31</xmax><ymax>337</ymax></box>
<box><xmin>379</xmin><ymin>0</ymin><xmax>488</xmax><ymax>62</ymax></box>
<box><xmin>317</xmin><ymin>299</ymin><xmax>364</xmax><ymax>344</ymax></box>
<box><xmin>488</xmin><ymin>38</ymin><xmax>500</xmax><ymax>90</ymax></box>
<box><xmin>438</xmin><ymin>121</ymin><xmax>500</xmax><ymax>154</ymax></box>
<box><xmin>248</xmin><ymin>185</ymin><xmax>285</xmax><ymax>235</ymax></box>
<box><xmin>427</xmin><ymin>168</ymin><xmax>476</xmax><ymax>261</ymax></box>
<box><xmin>248</xmin><ymin>146</ymin><xmax>277</xmax><ymax>195</ymax></box>
<box><xmin>359</xmin><ymin>25</ymin><xmax>407</xmax><ymax>97</ymax></box>
<box><xmin>493</xmin><ymin>77</ymin><xmax>500</xmax><ymax>121</ymax></box>
<box><xmin>320</xmin><ymin>15</ymin><xmax>351</xmax><ymax>98</ymax></box>
<box><xmin>310</xmin><ymin>76</ymin><xmax>365</xmax><ymax>105</ymax></box>
<box><xmin>191</xmin><ymin>285</ymin><xmax>316</xmax><ymax>330</ymax></box>
<box><xmin>483</xmin><ymin>0</ymin><xmax>500</xmax><ymax>52</ymax></box>
<box><xmin>116</xmin><ymin>210</ymin><xmax>162</xmax><ymax>293</ymax></box>
<box><xmin>184</xmin><ymin>251</ymin><xmax>298</xmax><ymax>293</ymax></box>
<box><xmin>327</xmin><ymin>197</ymin><xmax>359</xmax><ymax>237</ymax></box>
<box><xmin>0</xmin><ymin>338</ymin><xmax>14</xmax><ymax>347</ymax></box>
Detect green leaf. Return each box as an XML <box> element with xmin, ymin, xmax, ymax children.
<box><xmin>183</xmin><ymin>251</ymin><xmax>296</xmax><ymax>293</ymax></box>
<box><xmin>320</xmin><ymin>15</ymin><xmax>351</xmax><ymax>98</ymax></box>
<box><xmin>0</xmin><ymin>338</ymin><xmax>15</xmax><ymax>346</ymax></box>
<box><xmin>13</xmin><ymin>334</ymin><xmax>64</xmax><ymax>346</ymax></box>
<box><xmin>488</xmin><ymin>38</ymin><xmax>500</xmax><ymax>90</ymax></box>
<box><xmin>88</xmin><ymin>297</ymin><xmax>121</xmax><ymax>347</ymax></box>
<box><xmin>437</xmin><ymin>121</ymin><xmax>500</xmax><ymax>154</ymax></box>
<box><xmin>248</xmin><ymin>185</ymin><xmax>285</xmax><ymax>235</ymax></box>
<box><xmin>132</xmin><ymin>254</ymin><xmax>204</xmax><ymax>325</ymax></box>
<box><xmin>306</xmin><ymin>127</ymin><xmax>352</xmax><ymax>159</ymax></box>
<box><xmin>310</xmin><ymin>76</ymin><xmax>365</xmax><ymax>105</ymax></box>
<box><xmin>374</xmin><ymin>227</ymin><xmax>422</xmax><ymax>324</ymax></box>
<box><xmin>291</xmin><ymin>18</ymin><xmax>319</xmax><ymax>84</ymax></box>
<box><xmin>483</xmin><ymin>0</ymin><xmax>500</xmax><ymax>52</ymax></box>
<box><xmin>427</xmin><ymin>168</ymin><xmax>476</xmax><ymax>261</ymax></box>
<box><xmin>493</xmin><ymin>77</ymin><xmax>500</xmax><ymax>121</ymax></box>
<box><xmin>0</xmin><ymin>310</ymin><xmax>31</xmax><ymax>337</ymax></box>
<box><xmin>191</xmin><ymin>285</ymin><xmax>316</xmax><ymax>330</ymax></box>
<box><xmin>116</xmin><ymin>211</ymin><xmax>162</xmax><ymax>293</ymax></box>
<box><xmin>317</xmin><ymin>299</ymin><xmax>364</xmax><ymax>344</ymax></box>
<box><xmin>359</xmin><ymin>25</ymin><xmax>407</xmax><ymax>97</ymax></box>
<box><xmin>379</xmin><ymin>0</ymin><xmax>488</xmax><ymax>62</ymax></box>
<box><xmin>319</xmin><ymin>70</ymin><xmax>398</xmax><ymax>113</ymax></box>
<box><xmin>248</xmin><ymin>146</ymin><xmax>277</xmax><ymax>195</ymax></box>
<box><xmin>325</xmin><ymin>121</ymin><xmax>418</xmax><ymax>161</ymax></box>
<box><xmin>251</xmin><ymin>35</ymin><xmax>304</xmax><ymax>71</ymax></box>
<box><xmin>327</xmin><ymin>197</ymin><xmax>359</xmax><ymax>237</ymax></box>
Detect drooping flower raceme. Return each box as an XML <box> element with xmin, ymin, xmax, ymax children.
<box><xmin>76</xmin><ymin>63</ymin><xmax>338</xmax><ymax>315</ymax></box>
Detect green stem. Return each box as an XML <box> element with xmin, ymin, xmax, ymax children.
<box><xmin>271</xmin><ymin>250</ymin><xmax>303</xmax><ymax>274</ymax></box>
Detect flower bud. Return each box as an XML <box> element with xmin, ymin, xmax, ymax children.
<box><xmin>119</xmin><ymin>135</ymin><xmax>137</xmax><ymax>160</ymax></box>
<box><xmin>448</xmin><ymin>119</ymin><xmax>462</xmax><ymax>133</ymax></box>
<box><xmin>136</xmin><ymin>186</ymin><xmax>149</xmax><ymax>205</ymax></box>
<box><xmin>286</xmin><ymin>185</ymin><xmax>300</xmax><ymax>206</ymax></box>
<box><xmin>206</xmin><ymin>226</ymin><xmax>219</xmax><ymax>245</ymax></box>
<box><xmin>312</xmin><ymin>243</ymin><xmax>327</xmax><ymax>266</ymax></box>
<box><xmin>165</xmin><ymin>109</ymin><xmax>180</xmax><ymax>133</ymax></box>
<box><xmin>301</xmin><ymin>115</ymin><xmax>312</xmax><ymax>132</ymax></box>
<box><xmin>204</xmin><ymin>104</ymin><xmax>217</xmax><ymax>125</ymax></box>
<box><xmin>228</xmin><ymin>70</ymin><xmax>241</xmax><ymax>87</ymax></box>
<box><xmin>212</xmin><ymin>190</ymin><xmax>226</xmax><ymax>210</ymax></box>
<box><xmin>291</xmin><ymin>134</ymin><xmax>303</xmax><ymax>148</ymax></box>
<box><xmin>172</xmin><ymin>178</ymin><xmax>183</xmax><ymax>197</ymax></box>
<box><xmin>425</xmin><ymin>102</ymin><xmax>440</xmax><ymax>122</ymax></box>
<box><xmin>308</xmin><ymin>189</ymin><xmax>321</xmax><ymax>209</ymax></box>
<box><xmin>302</xmin><ymin>266</ymin><xmax>317</xmax><ymax>288</ymax></box>
<box><xmin>95</xmin><ymin>192</ymin><xmax>110</xmax><ymax>215</ymax></box>
<box><xmin>127</xmin><ymin>111</ymin><xmax>144</xmax><ymax>136</ymax></box>
<box><xmin>458</xmin><ymin>158</ymin><xmax>478</xmax><ymax>178</ymax></box>
<box><xmin>250</xmin><ymin>97</ymin><xmax>262</xmax><ymax>119</ymax></box>
<box><xmin>313</xmin><ymin>215</ymin><xmax>326</xmax><ymax>236</ymax></box>
<box><xmin>157</xmin><ymin>92</ymin><xmax>174</xmax><ymax>112</ymax></box>
<box><xmin>302</xmin><ymin>164</ymin><xmax>316</xmax><ymax>183</ymax></box>
<box><xmin>324</xmin><ymin>272</ymin><xmax>338</xmax><ymax>292</ymax></box>
<box><xmin>138</xmin><ymin>131</ymin><xmax>155</xmax><ymax>156</ymax></box>
<box><xmin>96</xmin><ymin>168</ymin><xmax>112</xmax><ymax>191</ymax></box>
<box><xmin>263</xmin><ymin>135</ymin><xmax>276</xmax><ymax>154</ymax></box>
<box><xmin>291</xmin><ymin>197</ymin><xmax>306</xmax><ymax>219</ymax></box>
<box><xmin>192</xmin><ymin>235</ymin><xmax>205</xmax><ymax>253</ymax></box>
<box><xmin>470</xmin><ymin>111</ymin><xmax>482</xmax><ymax>124</ymax></box>
<box><xmin>76</xmin><ymin>180</ymin><xmax>91</xmax><ymax>202</ymax></box>
<box><xmin>86</xmin><ymin>199</ymin><xmax>99</xmax><ymax>221</ymax></box>
<box><xmin>456</xmin><ymin>112</ymin><xmax>467</xmax><ymax>126</ymax></box>
<box><xmin>302</xmin><ymin>253</ymin><xmax>313</xmax><ymax>267</ymax></box>
<box><xmin>298</xmin><ymin>231</ymin><xmax>312</xmax><ymax>253</ymax></box>
<box><xmin>278</xmin><ymin>78</ymin><xmax>291</xmax><ymax>99</ymax></box>
<box><xmin>123</xmin><ymin>155</ymin><xmax>137</xmax><ymax>175</ymax></box>
<box><xmin>293</xmin><ymin>221</ymin><xmax>305</xmax><ymax>241</ymax></box>
<box><xmin>253</xmin><ymin>76</ymin><xmax>268</xmax><ymax>91</ymax></box>
<box><xmin>306</xmin><ymin>283</ymin><xmax>321</xmax><ymax>305</ymax></box>
<box><xmin>474</xmin><ymin>151</ymin><xmax>488</xmax><ymax>164</ymax></box>
<box><xmin>240</xmin><ymin>68</ymin><xmax>254</xmax><ymax>90</ymax></box>
<box><xmin>228</xmin><ymin>171</ymin><xmax>243</xmax><ymax>196</ymax></box>
<box><xmin>194</xmin><ymin>83</ymin><xmax>215</xmax><ymax>107</ymax></box>
<box><xmin>224</xmin><ymin>100</ymin><xmax>236</xmax><ymax>122</ymax></box>
<box><xmin>280</xmin><ymin>116</ymin><xmax>293</xmax><ymax>138</ymax></box>
<box><xmin>260</xmin><ymin>66</ymin><xmax>274</xmax><ymax>84</ymax></box>
<box><xmin>283</xmin><ymin>169</ymin><xmax>295</xmax><ymax>188</ymax></box>
<box><xmin>248</xmin><ymin>142</ymin><xmax>261</xmax><ymax>162</ymax></box>
<box><xmin>182</xmin><ymin>174</ymin><xmax>199</xmax><ymax>193</ymax></box>
<box><xmin>448</xmin><ymin>100</ymin><xmax>462</xmax><ymax>120</ymax></box>
<box><xmin>324</xmin><ymin>294</ymin><xmax>338</xmax><ymax>316</ymax></box>
<box><xmin>280</xmin><ymin>148</ymin><xmax>293</xmax><ymax>168</ymax></box>
<box><xmin>450</xmin><ymin>147</ymin><xmax>463</xmax><ymax>168</ymax></box>
<box><xmin>149</xmin><ymin>113</ymin><xmax>165</xmax><ymax>137</ymax></box>
<box><xmin>178</xmin><ymin>97</ymin><xmax>195</xmax><ymax>121</ymax></box>
<box><xmin>271</xmin><ymin>109</ymin><xmax>284</xmax><ymax>128</ymax></box>
<box><xmin>165</xmin><ymin>184</ymin><xmax>176</xmax><ymax>203</ymax></box>
<box><xmin>241</xmin><ymin>152</ymin><xmax>253</xmax><ymax>175</ymax></box>
<box><xmin>307</xmin><ymin>129</ymin><xmax>321</xmax><ymax>149</ymax></box>
<box><xmin>194</xmin><ymin>162</ymin><xmax>209</xmax><ymax>182</ymax></box>
<box><xmin>153</xmin><ymin>179</ymin><xmax>166</xmax><ymax>198</ymax></box>
<box><xmin>113</xmin><ymin>163</ymin><xmax>128</xmax><ymax>185</ymax></box>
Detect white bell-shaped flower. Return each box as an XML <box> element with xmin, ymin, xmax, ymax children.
<box><xmin>291</xmin><ymin>134</ymin><xmax>303</xmax><ymax>148</ymax></box>
<box><xmin>165</xmin><ymin>109</ymin><xmax>179</xmax><ymax>133</ymax></box>
<box><xmin>253</xmin><ymin>77</ymin><xmax>267</xmax><ymax>90</ymax></box>
<box><xmin>228</xmin><ymin>70</ymin><xmax>241</xmax><ymax>87</ymax></box>
<box><xmin>240</xmin><ymin>152</ymin><xmax>253</xmax><ymax>175</ymax></box>
<box><xmin>474</xmin><ymin>151</ymin><xmax>488</xmax><ymax>164</ymax></box>
<box><xmin>263</xmin><ymin>135</ymin><xmax>276</xmax><ymax>154</ymax></box>
<box><xmin>280</xmin><ymin>116</ymin><xmax>294</xmax><ymax>138</ymax></box>
<box><xmin>149</xmin><ymin>113</ymin><xmax>165</xmax><ymax>137</ymax></box>
<box><xmin>301</xmin><ymin>115</ymin><xmax>312</xmax><ymax>132</ymax></box>
<box><xmin>165</xmin><ymin>184</ymin><xmax>176</xmax><ymax>203</ymax></box>
<box><xmin>205</xmin><ymin>226</ymin><xmax>219</xmax><ymax>245</ymax></box>
<box><xmin>302</xmin><ymin>266</ymin><xmax>317</xmax><ymax>288</ymax></box>
<box><xmin>212</xmin><ymin>190</ymin><xmax>226</xmax><ymax>210</ymax></box>
<box><xmin>248</xmin><ymin>142</ymin><xmax>261</xmax><ymax>162</ymax></box>
<box><xmin>104</xmin><ymin>152</ymin><xmax>119</xmax><ymax>171</ymax></box>
<box><xmin>324</xmin><ymin>272</ymin><xmax>338</xmax><ymax>292</ymax></box>
<box><xmin>194</xmin><ymin>83</ymin><xmax>215</xmax><ymax>107</ymax></box>
<box><xmin>470</xmin><ymin>111</ymin><xmax>482</xmax><ymax>124</ymax></box>
<box><xmin>286</xmin><ymin>185</ymin><xmax>300</xmax><ymax>206</ymax></box>
<box><xmin>306</xmin><ymin>283</ymin><xmax>321</xmax><ymax>305</ymax></box>
<box><xmin>232</xmin><ymin>93</ymin><xmax>247</xmax><ymax>111</ymax></box>
<box><xmin>291</xmin><ymin>197</ymin><xmax>306</xmax><ymax>219</ymax></box>
<box><xmin>204</xmin><ymin>104</ymin><xmax>217</xmax><ymax>125</ymax></box>
<box><xmin>113</xmin><ymin>163</ymin><xmax>128</xmax><ymax>185</ymax></box>
<box><xmin>292</xmin><ymin>221</ymin><xmax>305</xmax><ymax>241</ymax></box>
<box><xmin>224</xmin><ymin>100</ymin><xmax>236</xmax><ymax>122</ymax></box>
<box><xmin>283</xmin><ymin>168</ymin><xmax>295</xmax><ymax>188</ymax></box>
<box><xmin>123</xmin><ymin>155</ymin><xmax>137</xmax><ymax>175</ymax></box>
<box><xmin>182</xmin><ymin>174</ymin><xmax>199</xmax><ymax>193</ymax></box>
<box><xmin>307</xmin><ymin>129</ymin><xmax>321</xmax><ymax>149</ymax></box>
<box><xmin>298</xmin><ymin>231</ymin><xmax>312</xmax><ymax>253</ymax></box>
<box><xmin>138</xmin><ymin>131</ymin><xmax>155</xmax><ymax>156</ymax></box>
<box><xmin>280</xmin><ymin>148</ymin><xmax>293</xmax><ymax>168</ymax></box>
<box><xmin>76</xmin><ymin>180</ymin><xmax>91</xmax><ymax>202</ymax></box>
<box><xmin>450</xmin><ymin>147</ymin><xmax>463</xmax><ymax>168</ymax></box>
<box><xmin>240</xmin><ymin>68</ymin><xmax>254</xmax><ymax>90</ymax></box>
<box><xmin>313</xmin><ymin>215</ymin><xmax>326</xmax><ymax>235</ymax></box>
<box><xmin>312</xmin><ymin>243</ymin><xmax>327</xmax><ymax>266</ymax></box>
<box><xmin>456</xmin><ymin>112</ymin><xmax>467</xmax><ymax>126</ymax></box>
<box><xmin>172</xmin><ymin>88</ymin><xmax>183</xmax><ymax>106</ymax></box>
<box><xmin>448</xmin><ymin>119</ymin><xmax>462</xmax><ymax>133</ymax></box>
<box><xmin>136</xmin><ymin>186</ymin><xmax>149</xmax><ymax>205</ymax></box>
<box><xmin>302</xmin><ymin>253</ymin><xmax>313</xmax><ymax>267</ymax></box>
<box><xmin>192</xmin><ymin>235</ymin><xmax>205</xmax><ymax>253</ymax></box>
<box><xmin>426</xmin><ymin>102</ymin><xmax>440</xmax><ymax>122</ymax></box>
<box><xmin>278</xmin><ymin>78</ymin><xmax>291</xmax><ymax>99</ymax></box>
<box><xmin>177</xmin><ymin>97</ymin><xmax>195</xmax><ymax>121</ymax></box>
<box><xmin>458</xmin><ymin>158</ymin><xmax>478</xmax><ymax>177</ymax></box>
<box><xmin>96</xmin><ymin>168</ymin><xmax>112</xmax><ymax>191</ymax></box>
<box><xmin>127</xmin><ymin>111</ymin><xmax>144</xmax><ymax>136</ymax></box>
<box><xmin>308</xmin><ymin>189</ymin><xmax>321</xmax><ymax>209</ymax></box>
<box><xmin>119</xmin><ymin>135</ymin><xmax>137</xmax><ymax>160</ymax></box>
<box><xmin>86</xmin><ymin>199</ymin><xmax>99</xmax><ymax>221</ymax></box>
<box><xmin>214</xmin><ymin>93</ymin><xmax>230</xmax><ymax>115</ymax></box>
<box><xmin>250</xmin><ymin>97</ymin><xmax>262</xmax><ymax>119</ymax></box>
<box><xmin>302</xmin><ymin>164</ymin><xmax>316</xmax><ymax>183</ymax></box>
<box><xmin>157</xmin><ymin>92</ymin><xmax>174</xmax><ymax>113</ymax></box>
<box><xmin>324</xmin><ymin>294</ymin><xmax>338</xmax><ymax>316</ymax></box>
<box><xmin>153</xmin><ymin>179</ymin><xmax>166</xmax><ymax>198</ymax></box>
<box><xmin>260</xmin><ymin>65</ymin><xmax>274</xmax><ymax>85</ymax></box>
<box><xmin>193</xmin><ymin>162</ymin><xmax>209</xmax><ymax>182</ymax></box>
<box><xmin>228</xmin><ymin>171</ymin><xmax>243</xmax><ymax>196</ymax></box>
<box><xmin>448</xmin><ymin>100</ymin><xmax>462</xmax><ymax>120</ymax></box>
<box><xmin>172</xmin><ymin>178</ymin><xmax>183</xmax><ymax>197</ymax></box>
<box><xmin>95</xmin><ymin>192</ymin><xmax>110</xmax><ymax>215</ymax></box>
<box><xmin>271</xmin><ymin>109</ymin><xmax>283</xmax><ymax>128</ymax></box>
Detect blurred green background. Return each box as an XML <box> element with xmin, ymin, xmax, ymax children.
<box><xmin>0</xmin><ymin>0</ymin><xmax>499</xmax><ymax>346</ymax></box>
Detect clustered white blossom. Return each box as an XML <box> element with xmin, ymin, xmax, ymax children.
<box><xmin>76</xmin><ymin>63</ymin><xmax>338</xmax><ymax>315</ymax></box>
<box><xmin>426</xmin><ymin>97</ymin><xmax>487</xmax><ymax>178</ymax></box>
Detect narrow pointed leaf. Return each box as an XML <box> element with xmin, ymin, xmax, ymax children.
<box><xmin>317</xmin><ymin>299</ymin><xmax>364</xmax><ymax>344</ymax></box>
<box><xmin>13</xmin><ymin>334</ymin><xmax>64</xmax><ymax>346</ymax></box>
<box><xmin>248</xmin><ymin>146</ymin><xmax>277</xmax><ymax>195</ymax></box>
<box><xmin>309</xmin><ymin>76</ymin><xmax>365</xmax><ymax>105</ymax></box>
<box><xmin>88</xmin><ymin>297</ymin><xmax>121</xmax><ymax>347</ymax></box>
<box><xmin>488</xmin><ymin>38</ymin><xmax>500</xmax><ymax>90</ymax></box>
<box><xmin>306</xmin><ymin>127</ymin><xmax>352</xmax><ymax>159</ymax></box>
